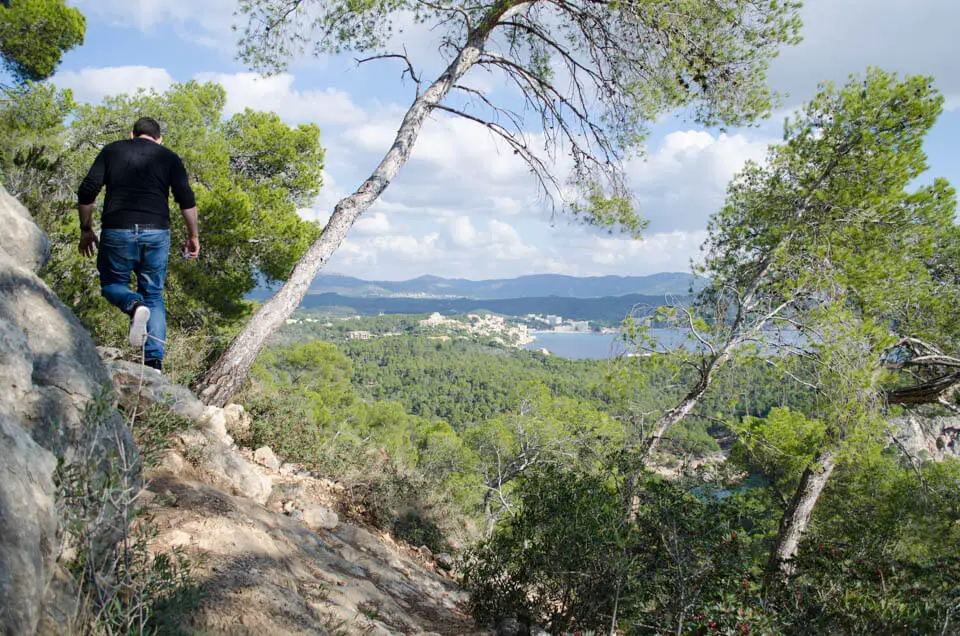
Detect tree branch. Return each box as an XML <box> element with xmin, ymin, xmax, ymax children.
<box><xmin>355</xmin><ymin>48</ymin><xmax>422</xmax><ymax>95</ymax></box>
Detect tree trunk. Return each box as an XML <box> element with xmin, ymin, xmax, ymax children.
<box><xmin>195</xmin><ymin>1</ymin><xmax>532</xmax><ymax>407</ymax></box>
<box><xmin>767</xmin><ymin>448</ymin><xmax>837</xmax><ymax>578</ymax></box>
<box><xmin>643</xmin><ymin>349</ymin><xmax>731</xmax><ymax>457</ymax></box>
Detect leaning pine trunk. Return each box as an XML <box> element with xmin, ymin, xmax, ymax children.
<box><xmin>767</xmin><ymin>449</ymin><xmax>837</xmax><ymax>578</ymax></box>
<box><xmin>195</xmin><ymin>1</ymin><xmax>532</xmax><ymax>407</ymax></box>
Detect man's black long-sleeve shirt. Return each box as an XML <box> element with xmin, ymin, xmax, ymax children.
<box><xmin>77</xmin><ymin>137</ymin><xmax>196</xmax><ymax>229</ymax></box>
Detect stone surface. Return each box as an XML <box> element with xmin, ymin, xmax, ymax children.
<box><xmin>206</xmin><ymin>446</ymin><xmax>273</xmax><ymax>504</ymax></box>
<box><xmin>435</xmin><ymin>552</ymin><xmax>455</xmax><ymax>571</ymax></box>
<box><xmin>202</xmin><ymin>405</ymin><xmax>234</xmax><ymax>446</ymax></box>
<box><xmin>0</xmin><ymin>184</ymin><xmax>49</xmax><ymax>273</ymax></box>
<box><xmin>107</xmin><ymin>359</ymin><xmax>205</xmax><ymax>421</ymax></box>
<box><xmin>177</xmin><ymin>431</ymin><xmax>273</xmax><ymax>504</ymax></box>
<box><xmin>302</xmin><ymin>505</ymin><xmax>339</xmax><ymax>531</ymax></box>
<box><xmin>223</xmin><ymin>403</ymin><xmax>252</xmax><ymax>435</ymax></box>
<box><xmin>0</xmin><ymin>416</ymin><xmax>58</xmax><ymax>635</ymax></box>
<box><xmin>96</xmin><ymin>346</ymin><xmax>123</xmax><ymax>362</ymax></box>
<box><xmin>0</xmin><ymin>183</ymin><xmax>138</xmax><ymax>634</ymax></box>
<box><xmin>890</xmin><ymin>414</ymin><xmax>960</xmax><ymax>462</ymax></box>
<box><xmin>253</xmin><ymin>446</ymin><xmax>282</xmax><ymax>470</ymax></box>
<box><xmin>141</xmin><ymin>470</ymin><xmax>480</xmax><ymax>635</ymax></box>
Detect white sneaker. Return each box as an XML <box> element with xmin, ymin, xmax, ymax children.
<box><xmin>129</xmin><ymin>304</ymin><xmax>150</xmax><ymax>348</ymax></box>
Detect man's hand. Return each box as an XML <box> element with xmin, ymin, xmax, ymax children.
<box><xmin>78</xmin><ymin>229</ymin><xmax>99</xmax><ymax>257</ymax></box>
<box><xmin>183</xmin><ymin>235</ymin><xmax>200</xmax><ymax>259</ymax></box>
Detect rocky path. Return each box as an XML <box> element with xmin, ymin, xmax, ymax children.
<box><xmin>107</xmin><ymin>358</ymin><xmax>486</xmax><ymax>636</ymax></box>
<box><xmin>144</xmin><ymin>469</ymin><xmax>476</xmax><ymax>635</ymax></box>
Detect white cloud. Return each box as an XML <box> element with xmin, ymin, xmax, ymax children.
<box><xmin>449</xmin><ymin>216</ymin><xmax>478</xmax><ymax>247</ymax></box>
<box><xmin>193</xmin><ymin>72</ymin><xmax>367</xmax><ymax>126</ymax></box>
<box><xmin>584</xmin><ymin>231</ymin><xmax>707</xmax><ymax>272</ymax></box>
<box><xmin>323</xmin><ymin>217</ymin><xmax>706</xmax><ymax>280</ymax></box>
<box><xmin>53</xmin><ymin>66</ymin><xmax>173</xmax><ymax>104</ymax></box>
<box><xmin>626</xmin><ymin>130</ymin><xmax>771</xmax><ymax>232</ymax></box>
<box><xmin>73</xmin><ymin>0</ymin><xmax>236</xmax><ymax>48</ymax></box>
<box><xmin>488</xmin><ymin>219</ymin><xmax>538</xmax><ymax>260</ymax></box>
<box><xmin>354</xmin><ymin>212</ymin><xmax>392</xmax><ymax>235</ymax></box>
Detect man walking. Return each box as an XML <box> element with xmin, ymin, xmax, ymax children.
<box><xmin>77</xmin><ymin>117</ymin><xmax>199</xmax><ymax>372</ymax></box>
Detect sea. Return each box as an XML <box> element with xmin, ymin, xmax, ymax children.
<box><xmin>522</xmin><ymin>332</ymin><xmax>623</xmax><ymax>359</ymax></box>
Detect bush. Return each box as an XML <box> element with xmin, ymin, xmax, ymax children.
<box><xmin>463</xmin><ymin>464</ymin><xmax>776</xmax><ymax>634</ymax></box>
<box><xmin>57</xmin><ymin>394</ymin><xmax>202</xmax><ymax>634</ymax></box>
<box><xmin>463</xmin><ymin>465</ymin><xmax>634</xmax><ymax>633</ymax></box>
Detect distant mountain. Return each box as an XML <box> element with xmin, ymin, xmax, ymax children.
<box><xmin>295</xmin><ymin>292</ymin><xmax>677</xmax><ymax>323</ymax></box>
<box><xmin>250</xmin><ymin>272</ymin><xmax>704</xmax><ymax>301</ymax></box>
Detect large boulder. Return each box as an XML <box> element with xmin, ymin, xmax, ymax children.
<box><xmin>0</xmin><ymin>416</ymin><xmax>58</xmax><ymax>635</ymax></box>
<box><xmin>104</xmin><ymin>361</ymin><xmax>273</xmax><ymax>504</ymax></box>
<box><xmin>0</xmin><ymin>185</ymin><xmax>138</xmax><ymax>635</ymax></box>
<box><xmin>0</xmin><ymin>185</ymin><xmax>49</xmax><ymax>273</ymax></box>
<box><xmin>107</xmin><ymin>359</ymin><xmax>205</xmax><ymax>420</ymax></box>
<box><xmin>890</xmin><ymin>414</ymin><xmax>960</xmax><ymax>462</ymax></box>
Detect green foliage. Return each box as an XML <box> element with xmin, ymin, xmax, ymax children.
<box><xmin>467</xmin><ymin>454</ymin><xmax>960</xmax><ymax>634</ymax></box>
<box><xmin>730</xmin><ymin>407</ymin><xmax>827</xmax><ymax>494</ymax></box>
<box><xmin>773</xmin><ymin>456</ymin><xmax>960</xmax><ymax>633</ymax></box>
<box><xmin>0</xmin><ymin>0</ymin><xmax>85</xmax><ymax>84</ymax></box>
<box><xmin>463</xmin><ymin>70</ymin><xmax>960</xmax><ymax>633</ymax></box>
<box><xmin>57</xmin><ymin>394</ymin><xmax>202</xmax><ymax>635</ymax></box>
<box><xmin>0</xmin><ymin>81</ymin><xmax>324</xmax><ymax>370</ymax></box>
<box><xmin>464</xmin><ymin>465</ymin><xmax>633</xmax><ymax>632</ymax></box>
<box><xmin>465</xmin><ymin>466</ymin><xmax>776</xmax><ymax>634</ymax></box>
<box><xmin>343</xmin><ymin>335</ymin><xmax>611</xmax><ymax>429</ymax></box>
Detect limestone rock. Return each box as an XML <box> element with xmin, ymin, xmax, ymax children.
<box><xmin>0</xmin><ymin>416</ymin><xmax>58</xmax><ymax>635</ymax></box>
<box><xmin>333</xmin><ymin>524</ymin><xmax>383</xmax><ymax>555</ymax></box>
<box><xmin>0</xmin><ymin>184</ymin><xmax>49</xmax><ymax>273</ymax></box>
<box><xmin>204</xmin><ymin>444</ymin><xmax>273</xmax><ymax>504</ymax></box>
<box><xmin>890</xmin><ymin>414</ymin><xmax>960</xmax><ymax>462</ymax></box>
<box><xmin>202</xmin><ymin>405</ymin><xmax>234</xmax><ymax>446</ymax></box>
<box><xmin>95</xmin><ymin>346</ymin><xmax>123</xmax><ymax>362</ymax></box>
<box><xmin>302</xmin><ymin>505</ymin><xmax>339</xmax><ymax>531</ymax></box>
<box><xmin>176</xmin><ymin>428</ymin><xmax>272</xmax><ymax>503</ymax></box>
<box><xmin>0</xmin><ymin>183</ymin><xmax>138</xmax><ymax>633</ymax></box>
<box><xmin>107</xmin><ymin>359</ymin><xmax>205</xmax><ymax>420</ymax></box>
<box><xmin>223</xmin><ymin>403</ymin><xmax>252</xmax><ymax>436</ymax></box>
<box><xmin>253</xmin><ymin>445</ymin><xmax>281</xmax><ymax>470</ymax></box>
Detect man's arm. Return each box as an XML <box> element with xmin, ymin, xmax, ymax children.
<box><xmin>171</xmin><ymin>155</ymin><xmax>199</xmax><ymax>258</ymax></box>
<box><xmin>77</xmin><ymin>202</ymin><xmax>99</xmax><ymax>257</ymax></box>
<box><xmin>77</xmin><ymin>149</ymin><xmax>106</xmax><ymax>257</ymax></box>
<box><xmin>181</xmin><ymin>206</ymin><xmax>200</xmax><ymax>258</ymax></box>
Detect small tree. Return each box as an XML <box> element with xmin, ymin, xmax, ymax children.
<box><xmin>624</xmin><ymin>69</ymin><xmax>958</xmax><ymax>575</ymax></box>
<box><xmin>0</xmin><ymin>0</ymin><xmax>84</xmax><ymax>84</ymax></box>
<box><xmin>196</xmin><ymin>0</ymin><xmax>804</xmax><ymax>405</ymax></box>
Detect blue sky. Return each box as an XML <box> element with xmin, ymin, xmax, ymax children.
<box><xmin>54</xmin><ymin>0</ymin><xmax>960</xmax><ymax>280</ymax></box>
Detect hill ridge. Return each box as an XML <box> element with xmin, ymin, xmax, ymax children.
<box><xmin>253</xmin><ymin>272</ymin><xmax>705</xmax><ymax>301</ymax></box>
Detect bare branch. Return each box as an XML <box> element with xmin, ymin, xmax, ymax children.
<box><xmin>433</xmin><ymin>103</ymin><xmax>561</xmax><ymax>204</ymax></box>
<box><xmin>355</xmin><ymin>48</ymin><xmax>422</xmax><ymax>95</ymax></box>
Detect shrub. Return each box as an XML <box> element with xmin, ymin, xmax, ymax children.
<box><xmin>55</xmin><ymin>393</ymin><xmax>203</xmax><ymax>634</ymax></box>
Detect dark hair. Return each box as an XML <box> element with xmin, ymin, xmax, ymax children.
<box><xmin>132</xmin><ymin>117</ymin><xmax>162</xmax><ymax>140</ymax></box>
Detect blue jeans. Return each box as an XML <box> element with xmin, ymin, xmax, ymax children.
<box><xmin>97</xmin><ymin>227</ymin><xmax>170</xmax><ymax>363</ymax></box>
